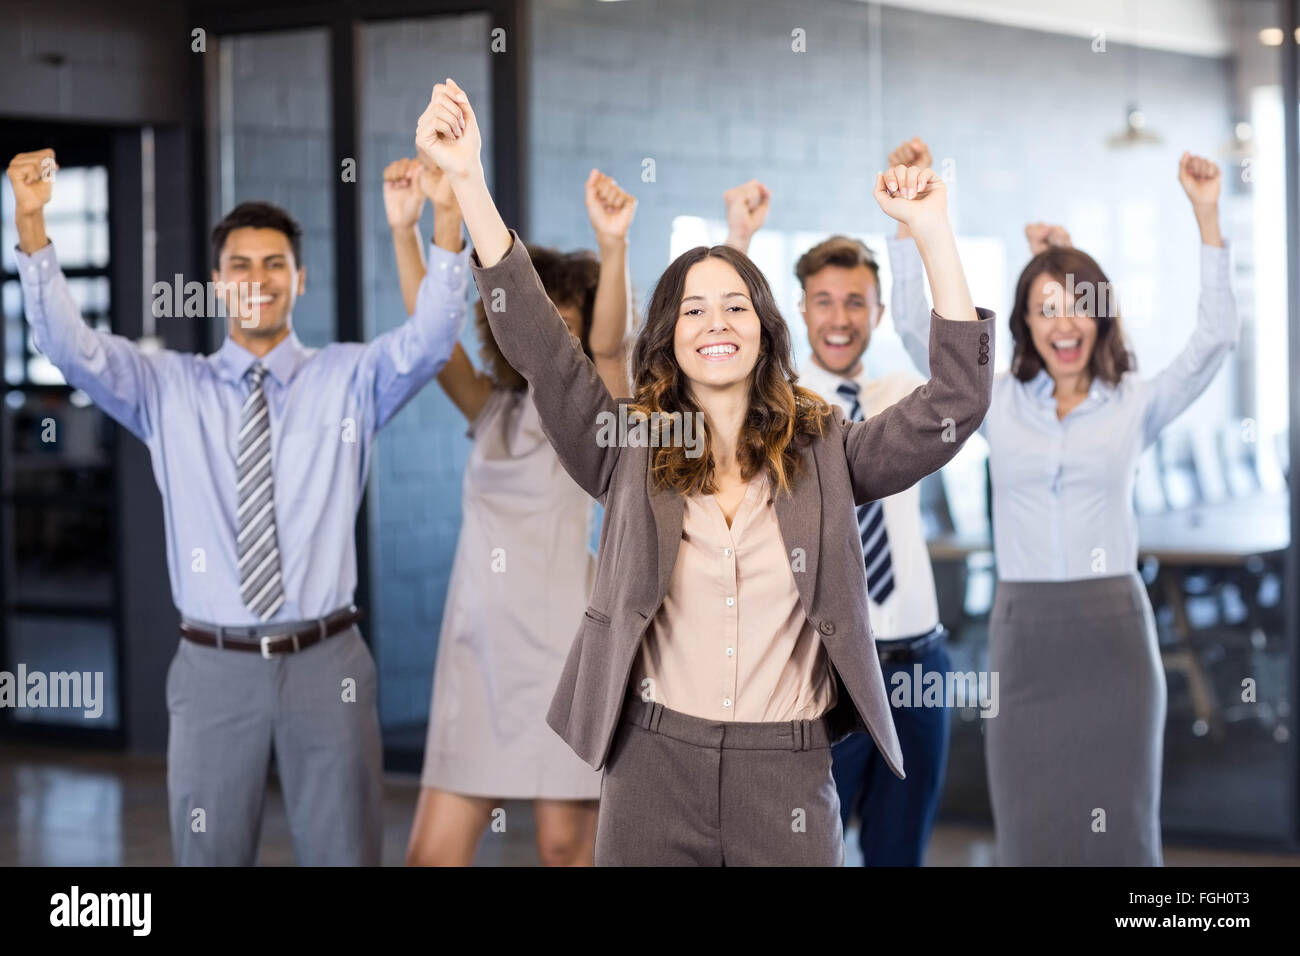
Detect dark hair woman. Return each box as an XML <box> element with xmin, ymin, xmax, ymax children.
<box><xmin>890</xmin><ymin>152</ymin><xmax>1239</xmax><ymax>865</ymax></box>
<box><xmin>415</xmin><ymin>79</ymin><xmax>994</xmax><ymax>865</ymax></box>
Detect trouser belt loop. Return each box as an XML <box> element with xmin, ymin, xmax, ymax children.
<box><xmin>649</xmin><ymin>701</ymin><xmax>664</xmax><ymax>733</ymax></box>
<box><xmin>215</xmin><ymin>625</ymin><xmax>224</xmax><ymax>651</ymax></box>
<box><xmin>791</xmin><ymin>718</ymin><xmax>808</xmax><ymax>751</ymax></box>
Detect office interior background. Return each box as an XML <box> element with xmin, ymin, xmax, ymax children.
<box><xmin>1</xmin><ymin>0</ymin><xmax>1298</xmax><ymax>865</ymax></box>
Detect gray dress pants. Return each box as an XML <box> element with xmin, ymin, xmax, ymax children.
<box><xmin>165</xmin><ymin>623</ymin><xmax>383</xmax><ymax>865</ymax></box>
<box><xmin>595</xmin><ymin>693</ymin><xmax>845</xmax><ymax>866</ymax></box>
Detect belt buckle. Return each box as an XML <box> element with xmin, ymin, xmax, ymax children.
<box><xmin>260</xmin><ymin>631</ymin><xmax>302</xmax><ymax>658</ymax></box>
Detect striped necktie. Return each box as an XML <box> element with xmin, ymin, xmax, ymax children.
<box><xmin>835</xmin><ymin>381</ymin><xmax>895</xmax><ymax>604</ymax></box>
<box><xmin>236</xmin><ymin>362</ymin><xmax>286</xmax><ymax>621</ymax></box>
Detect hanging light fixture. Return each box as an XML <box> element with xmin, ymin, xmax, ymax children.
<box><xmin>1106</xmin><ymin>0</ymin><xmax>1164</xmax><ymax>149</ymax></box>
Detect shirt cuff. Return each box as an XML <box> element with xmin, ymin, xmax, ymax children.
<box><xmin>1201</xmin><ymin>240</ymin><xmax>1230</xmax><ymax>289</ymax></box>
<box><xmin>14</xmin><ymin>241</ymin><xmax>58</xmax><ymax>285</ymax></box>
<box><xmin>885</xmin><ymin>235</ymin><xmax>923</xmax><ymax>278</ymax></box>
<box><xmin>426</xmin><ymin>238</ymin><xmax>472</xmax><ymax>284</ymax></box>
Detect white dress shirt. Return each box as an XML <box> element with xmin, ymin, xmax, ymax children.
<box><xmin>888</xmin><ymin>236</ymin><xmax>1240</xmax><ymax>583</ymax></box>
<box><xmin>796</xmin><ymin>359</ymin><xmax>942</xmax><ymax>640</ymax></box>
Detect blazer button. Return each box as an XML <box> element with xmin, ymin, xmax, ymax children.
<box><xmin>819</xmin><ymin>620</ymin><xmax>835</xmax><ymax>636</ymax></box>
<box><xmin>979</xmin><ymin>332</ymin><xmax>989</xmax><ymax>344</ymax></box>
<box><xmin>978</xmin><ymin>353</ymin><xmax>989</xmax><ymax>365</ymax></box>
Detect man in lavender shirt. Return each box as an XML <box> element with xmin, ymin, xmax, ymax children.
<box><xmin>7</xmin><ymin>148</ymin><xmax>468</xmax><ymax>864</ymax></box>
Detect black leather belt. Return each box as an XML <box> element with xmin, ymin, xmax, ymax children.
<box><xmin>875</xmin><ymin>625</ymin><xmax>945</xmax><ymax>664</ymax></box>
<box><xmin>180</xmin><ymin>605</ymin><xmax>361</xmax><ymax>658</ymax></box>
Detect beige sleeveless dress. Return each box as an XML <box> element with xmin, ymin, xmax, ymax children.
<box><xmin>420</xmin><ymin>385</ymin><xmax>602</xmax><ymax>799</ymax></box>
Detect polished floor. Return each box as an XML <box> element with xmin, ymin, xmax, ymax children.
<box><xmin>1</xmin><ymin>743</ymin><xmax>1296</xmax><ymax>866</ymax></box>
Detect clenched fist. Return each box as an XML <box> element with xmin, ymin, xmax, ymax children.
<box><xmin>383</xmin><ymin>157</ymin><xmax>426</xmax><ymax>229</ymax></box>
<box><xmin>1025</xmin><ymin>222</ymin><xmax>1072</xmax><ymax>256</ymax></box>
<box><xmin>723</xmin><ymin>179</ymin><xmax>771</xmax><ymax>248</ymax></box>
<box><xmin>873</xmin><ymin>164</ymin><xmax>947</xmax><ymax>233</ymax></box>
<box><xmin>1178</xmin><ymin>152</ymin><xmax>1220</xmax><ymax>209</ymax></box>
<box><xmin>586</xmin><ymin>169</ymin><xmax>636</xmax><ymax>245</ymax></box>
<box><xmin>7</xmin><ymin>148</ymin><xmax>58</xmax><ymax>218</ymax></box>
<box><xmin>887</xmin><ymin>137</ymin><xmax>932</xmax><ymax>173</ymax></box>
<box><xmin>415</xmin><ymin>78</ymin><xmax>481</xmax><ymax>179</ymax></box>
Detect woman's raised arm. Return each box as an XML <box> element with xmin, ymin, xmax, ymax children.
<box><xmin>415</xmin><ymin>79</ymin><xmax>622</xmax><ymax>498</ymax></box>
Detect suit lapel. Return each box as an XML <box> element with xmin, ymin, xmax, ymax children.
<box><xmin>774</xmin><ymin>442</ymin><xmax>821</xmax><ymax>613</ymax></box>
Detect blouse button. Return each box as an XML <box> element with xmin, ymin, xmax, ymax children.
<box><xmin>722</xmin><ymin>698</ymin><xmax>732</xmax><ymax>708</ymax></box>
<box><xmin>726</xmin><ymin>647</ymin><xmax>735</xmax><ymax>656</ymax></box>
<box><xmin>725</xmin><ymin>597</ymin><xmax>735</xmax><ymax>607</ymax></box>
<box><xmin>723</xmin><ymin>547</ymin><xmax>732</xmax><ymax>557</ymax></box>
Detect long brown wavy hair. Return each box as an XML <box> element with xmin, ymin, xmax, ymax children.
<box><xmin>476</xmin><ymin>244</ymin><xmax>601</xmax><ymax>391</ymax></box>
<box><xmin>1009</xmin><ymin>247</ymin><xmax>1136</xmax><ymax>385</ymax></box>
<box><xmin>629</xmin><ymin>244</ymin><xmax>831</xmax><ymax>497</ymax></box>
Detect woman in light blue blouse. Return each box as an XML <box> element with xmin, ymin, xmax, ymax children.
<box><xmin>892</xmin><ymin>152</ymin><xmax>1238</xmax><ymax>865</ymax></box>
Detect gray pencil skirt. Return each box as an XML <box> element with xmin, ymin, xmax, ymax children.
<box><xmin>985</xmin><ymin>572</ymin><xmax>1166</xmax><ymax>866</ymax></box>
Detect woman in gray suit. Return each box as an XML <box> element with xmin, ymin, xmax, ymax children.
<box><xmin>414</xmin><ymin>79</ymin><xmax>994</xmax><ymax>865</ymax></box>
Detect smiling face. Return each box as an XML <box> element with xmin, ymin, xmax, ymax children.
<box><xmin>799</xmin><ymin>264</ymin><xmax>882</xmax><ymax>377</ymax></box>
<box><xmin>212</xmin><ymin>226</ymin><xmax>304</xmax><ymax>343</ymax></box>
<box><xmin>1024</xmin><ymin>270</ymin><xmax>1098</xmax><ymax>382</ymax></box>
<box><xmin>672</xmin><ymin>257</ymin><xmax>763</xmax><ymax>396</ymax></box>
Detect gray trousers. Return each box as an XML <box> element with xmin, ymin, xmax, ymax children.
<box><xmin>165</xmin><ymin>623</ymin><xmax>383</xmax><ymax>865</ymax></box>
<box><xmin>595</xmin><ymin>693</ymin><xmax>845</xmax><ymax>866</ymax></box>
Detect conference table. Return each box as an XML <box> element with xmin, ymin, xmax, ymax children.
<box><xmin>926</xmin><ymin>492</ymin><xmax>1289</xmax><ymax>737</ymax></box>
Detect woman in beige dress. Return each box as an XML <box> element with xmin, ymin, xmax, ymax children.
<box><xmin>382</xmin><ymin>157</ymin><xmax>635</xmax><ymax>865</ymax></box>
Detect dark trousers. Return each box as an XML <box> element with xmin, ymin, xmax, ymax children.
<box><xmin>831</xmin><ymin>639</ymin><xmax>952</xmax><ymax>866</ymax></box>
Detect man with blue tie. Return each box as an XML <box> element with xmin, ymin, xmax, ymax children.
<box><xmin>725</xmin><ymin>177</ymin><xmax>952</xmax><ymax>866</ymax></box>
<box><xmin>7</xmin><ymin>148</ymin><xmax>468</xmax><ymax>864</ymax></box>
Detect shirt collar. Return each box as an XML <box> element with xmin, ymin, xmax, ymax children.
<box><xmin>1027</xmin><ymin>368</ymin><xmax>1115</xmax><ymax>406</ymax></box>
<box><xmin>214</xmin><ymin>331</ymin><xmax>309</xmax><ymax>387</ymax></box>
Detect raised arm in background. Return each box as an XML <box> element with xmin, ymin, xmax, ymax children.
<box><xmin>8</xmin><ymin>148</ymin><xmax>161</xmax><ymax>441</ymax></box>
<box><xmin>843</xmin><ymin>163</ymin><xmax>994</xmax><ymax>501</ymax></box>
<box><xmin>1140</xmin><ymin>152</ymin><xmax>1238</xmax><ymax>446</ymax></box>
<box><xmin>415</xmin><ymin>78</ymin><xmax>620</xmax><ymax>498</ymax></box>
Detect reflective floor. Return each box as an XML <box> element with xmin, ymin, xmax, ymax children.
<box><xmin>1</xmin><ymin>743</ymin><xmax>1296</xmax><ymax>866</ymax></box>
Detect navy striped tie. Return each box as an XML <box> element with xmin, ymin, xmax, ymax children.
<box><xmin>835</xmin><ymin>381</ymin><xmax>895</xmax><ymax>604</ymax></box>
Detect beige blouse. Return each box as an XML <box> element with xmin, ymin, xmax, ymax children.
<box><xmin>631</xmin><ymin>470</ymin><xmax>838</xmax><ymax>722</ymax></box>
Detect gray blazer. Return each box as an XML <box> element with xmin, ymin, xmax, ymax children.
<box><xmin>470</xmin><ymin>230</ymin><xmax>993</xmax><ymax>778</ymax></box>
